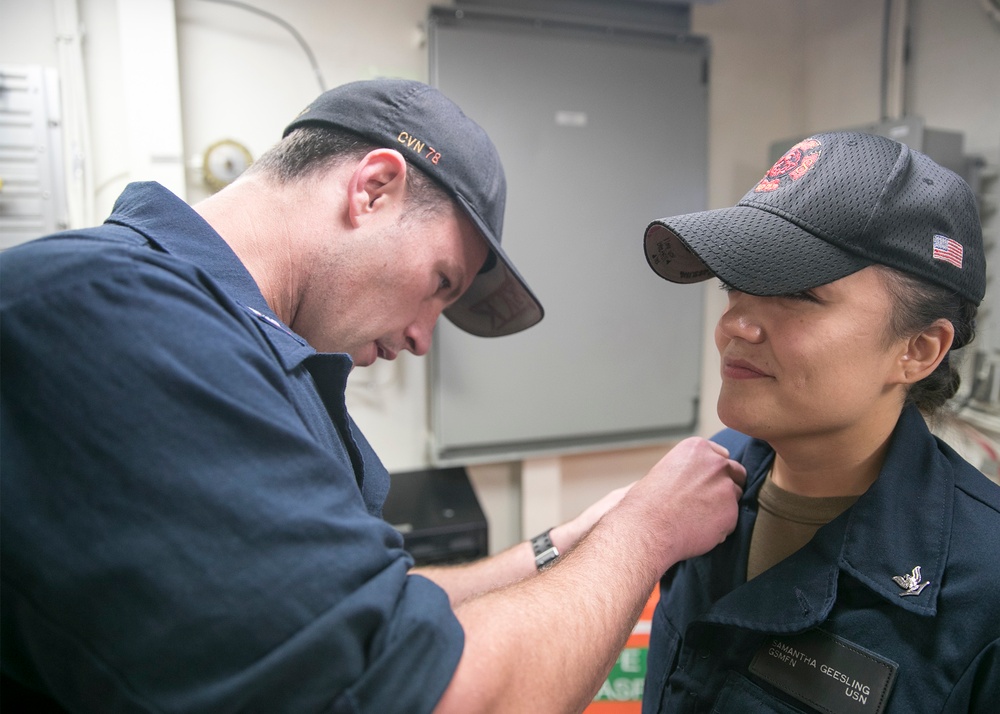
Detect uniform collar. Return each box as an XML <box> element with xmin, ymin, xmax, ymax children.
<box><xmin>702</xmin><ymin>405</ymin><xmax>952</xmax><ymax>632</ymax></box>
<box><xmin>839</xmin><ymin>404</ymin><xmax>952</xmax><ymax>616</ymax></box>
<box><xmin>106</xmin><ymin>182</ymin><xmax>329</xmax><ymax>373</ymax></box>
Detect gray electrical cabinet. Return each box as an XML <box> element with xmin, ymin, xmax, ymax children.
<box><xmin>427</xmin><ymin>6</ymin><xmax>709</xmax><ymax>463</ymax></box>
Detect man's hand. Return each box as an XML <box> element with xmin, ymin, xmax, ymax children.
<box><xmin>623</xmin><ymin>437</ymin><xmax>747</xmax><ymax>572</ymax></box>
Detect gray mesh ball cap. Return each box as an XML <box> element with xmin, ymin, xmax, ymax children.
<box><xmin>284</xmin><ymin>78</ymin><xmax>544</xmax><ymax>337</ymax></box>
<box><xmin>644</xmin><ymin>131</ymin><xmax>985</xmax><ymax>304</ymax></box>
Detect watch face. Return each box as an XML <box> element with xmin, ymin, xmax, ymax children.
<box><xmin>532</xmin><ymin>530</ymin><xmax>558</xmax><ymax>570</ymax></box>
<box><xmin>535</xmin><ymin>547</ymin><xmax>559</xmax><ymax>569</ymax></box>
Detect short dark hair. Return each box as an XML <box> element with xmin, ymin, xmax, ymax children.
<box><xmin>249</xmin><ymin>125</ymin><xmax>452</xmax><ymax>220</ymax></box>
<box><xmin>875</xmin><ymin>265</ymin><xmax>978</xmax><ymax>414</ymax></box>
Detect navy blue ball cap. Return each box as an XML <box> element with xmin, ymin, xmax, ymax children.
<box><xmin>284</xmin><ymin>78</ymin><xmax>544</xmax><ymax>336</ymax></box>
<box><xmin>644</xmin><ymin>131</ymin><xmax>986</xmax><ymax>304</ymax></box>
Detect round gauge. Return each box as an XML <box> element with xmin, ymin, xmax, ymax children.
<box><xmin>202</xmin><ymin>139</ymin><xmax>253</xmax><ymax>192</ymax></box>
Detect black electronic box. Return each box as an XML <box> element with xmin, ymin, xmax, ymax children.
<box><xmin>382</xmin><ymin>466</ymin><xmax>488</xmax><ymax>566</ymax></box>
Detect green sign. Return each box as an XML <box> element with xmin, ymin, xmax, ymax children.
<box><xmin>593</xmin><ymin>648</ymin><xmax>647</xmax><ymax>702</ymax></box>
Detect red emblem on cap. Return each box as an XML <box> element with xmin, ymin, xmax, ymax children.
<box><xmin>755</xmin><ymin>138</ymin><xmax>822</xmax><ymax>193</ymax></box>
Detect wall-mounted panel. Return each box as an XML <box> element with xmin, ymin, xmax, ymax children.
<box><xmin>428</xmin><ymin>8</ymin><xmax>709</xmax><ymax>463</ymax></box>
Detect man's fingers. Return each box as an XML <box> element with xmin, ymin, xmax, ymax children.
<box><xmin>727</xmin><ymin>459</ymin><xmax>748</xmax><ymax>488</ymax></box>
<box><xmin>699</xmin><ymin>439</ymin><xmax>747</xmax><ymax>488</ymax></box>
<box><xmin>706</xmin><ymin>441</ymin><xmax>731</xmax><ymax>457</ymax></box>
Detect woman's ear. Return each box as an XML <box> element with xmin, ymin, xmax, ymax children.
<box><xmin>346</xmin><ymin>149</ymin><xmax>408</xmax><ymax>227</ymax></box>
<box><xmin>897</xmin><ymin>318</ymin><xmax>955</xmax><ymax>384</ymax></box>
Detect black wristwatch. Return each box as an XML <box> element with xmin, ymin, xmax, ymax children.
<box><xmin>530</xmin><ymin>528</ymin><xmax>559</xmax><ymax>570</ymax></box>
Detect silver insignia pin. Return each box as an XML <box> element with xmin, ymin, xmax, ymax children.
<box><xmin>892</xmin><ymin>565</ymin><xmax>930</xmax><ymax>597</ymax></box>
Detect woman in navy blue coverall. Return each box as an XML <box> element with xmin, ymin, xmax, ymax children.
<box><xmin>639</xmin><ymin>131</ymin><xmax>999</xmax><ymax>713</ymax></box>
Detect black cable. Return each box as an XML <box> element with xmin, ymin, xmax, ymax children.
<box><xmin>196</xmin><ymin>0</ymin><xmax>327</xmax><ymax>92</ymax></box>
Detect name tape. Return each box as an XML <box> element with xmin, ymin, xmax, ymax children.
<box><xmin>749</xmin><ymin>629</ymin><xmax>898</xmax><ymax>714</ymax></box>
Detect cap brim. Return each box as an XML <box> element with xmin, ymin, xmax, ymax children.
<box><xmin>644</xmin><ymin>205</ymin><xmax>872</xmax><ymax>295</ymax></box>
<box><xmin>444</xmin><ymin>193</ymin><xmax>543</xmax><ymax>337</ymax></box>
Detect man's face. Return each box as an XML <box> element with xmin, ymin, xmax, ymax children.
<box><xmin>295</xmin><ymin>204</ymin><xmax>489</xmax><ymax>366</ymax></box>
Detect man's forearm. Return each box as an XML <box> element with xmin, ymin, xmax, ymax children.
<box><xmin>412</xmin><ymin>542</ymin><xmax>531</xmax><ymax>608</ymax></box>
<box><xmin>430</xmin><ymin>437</ymin><xmax>745</xmax><ymax>714</ymax></box>
<box><xmin>413</xmin><ymin>486</ymin><xmax>630</xmax><ymax>607</ymax></box>
<box><xmin>433</xmin><ymin>500</ymin><xmax>667</xmax><ymax>714</ymax></box>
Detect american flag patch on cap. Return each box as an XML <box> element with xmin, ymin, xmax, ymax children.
<box><xmin>932</xmin><ymin>234</ymin><xmax>964</xmax><ymax>269</ymax></box>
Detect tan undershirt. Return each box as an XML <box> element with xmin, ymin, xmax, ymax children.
<box><xmin>746</xmin><ymin>472</ymin><xmax>861</xmax><ymax>581</ymax></box>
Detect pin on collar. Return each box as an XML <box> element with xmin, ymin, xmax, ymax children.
<box><xmin>892</xmin><ymin>565</ymin><xmax>930</xmax><ymax>597</ymax></box>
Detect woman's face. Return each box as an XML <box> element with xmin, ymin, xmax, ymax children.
<box><xmin>714</xmin><ymin>266</ymin><xmax>911</xmax><ymax>444</ymax></box>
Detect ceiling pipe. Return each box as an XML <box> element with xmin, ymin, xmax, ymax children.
<box><xmin>881</xmin><ymin>0</ymin><xmax>910</xmax><ymax>122</ymax></box>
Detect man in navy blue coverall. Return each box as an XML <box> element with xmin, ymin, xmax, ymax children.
<box><xmin>1</xmin><ymin>79</ymin><xmax>746</xmax><ymax>713</ymax></box>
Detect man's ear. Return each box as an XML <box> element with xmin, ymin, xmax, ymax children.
<box><xmin>896</xmin><ymin>318</ymin><xmax>955</xmax><ymax>385</ymax></box>
<box><xmin>346</xmin><ymin>149</ymin><xmax>408</xmax><ymax>228</ymax></box>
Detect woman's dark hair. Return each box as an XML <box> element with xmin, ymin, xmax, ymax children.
<box><xmin>875</xmin><ymin>265</ymin><xmax>978</xmax><ymax>414</ymax></box>
<box><xmin>248</xmin><ymin>125</ymin><xmax>452</xmax><ymax>221</ymax></box>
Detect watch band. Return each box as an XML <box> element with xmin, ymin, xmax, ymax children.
<box><xmin>530</xmin><ymin>528</ymin><xmax>559</xmax><ymax>570</ymax></box>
